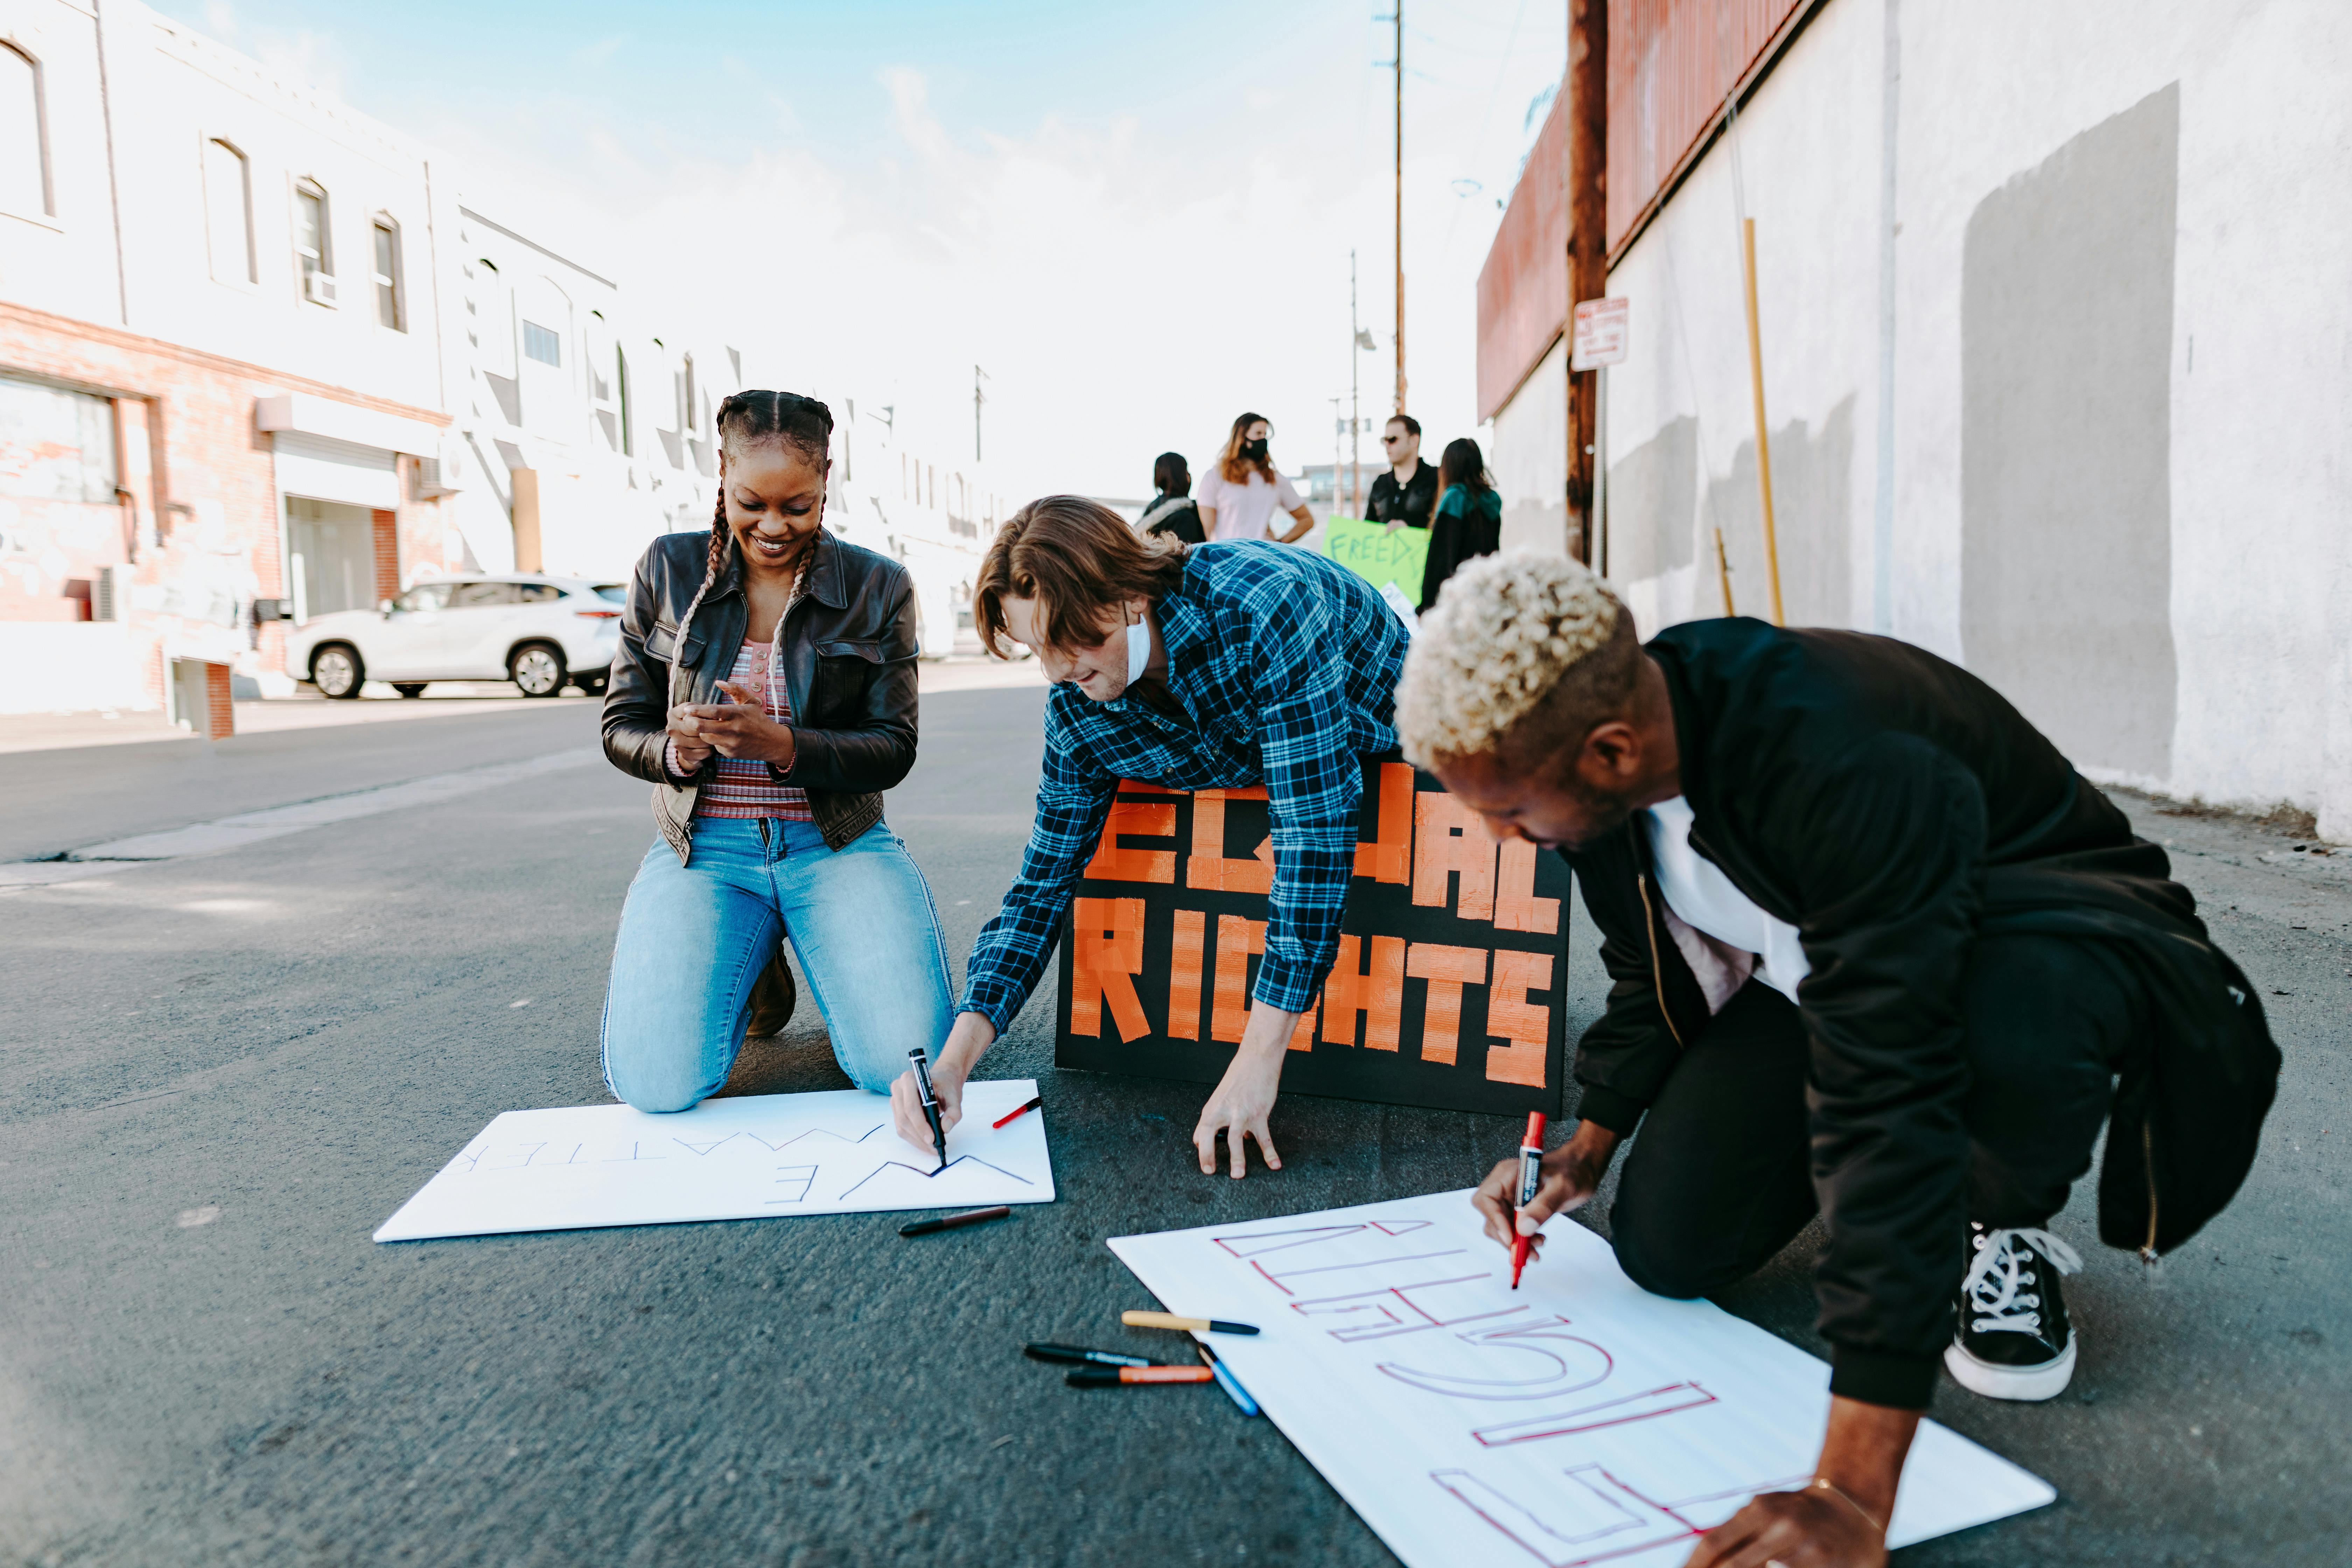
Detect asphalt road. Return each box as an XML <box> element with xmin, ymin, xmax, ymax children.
<box><xmin>2</xmin><ymin>687</ymin><xmax>2347</xmax><ymax>1566</ymax></box>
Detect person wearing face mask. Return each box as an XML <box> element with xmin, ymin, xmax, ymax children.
<box><xmin>597</xmin><ymin>391</ymin><xmax>955</xmax><ymax>1113</ymax></box>
<box><xmin>1367</xmin><ymin>413</ymin><xmax>1437</xmax><ymax>534</ymax></box>
<box><xmin>1196</xmin><ymin>412</ymin><xmax>1314</xmax><ymax>544</ymax></box>
<box><xmin>888</xmin><ymin>497</ymin><xmax>1410</xmax><ymax>1178</ymax></box>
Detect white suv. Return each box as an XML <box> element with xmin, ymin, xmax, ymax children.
<box><xmin>286</xmin><ymin>573</ymin><xmax>626</xmax><ymax>700</ymax></box>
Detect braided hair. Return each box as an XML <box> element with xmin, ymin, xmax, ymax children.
<box><xmin>668</xmin><ymin>390</ymin><xmax>836</xmax><ymax>696</ymax></box>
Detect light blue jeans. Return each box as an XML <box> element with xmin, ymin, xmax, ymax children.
<box><xmin>600</xmin><ymin>816</ymin><xmax>954</xmax><ymax>1111</ymax></box>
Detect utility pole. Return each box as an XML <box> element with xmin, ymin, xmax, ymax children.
<box><xmin>972</xmin><ymin>364</ymin><xmax>988</xmax><ymax>464</ymax></box>
<box><xmin>1349</xmin><ymin>248</ymin><xmax>1364</xmax><ymax>513</ymax></box>
<box><xmin>1328</xmin><ymin>396</ymin><xmax>1344</xmax><ymax>521</ymax></box>
<box><xmin>1562</xmin><ymin>0</ymin><xmax>1608</xmax><ymax>562</ymax></box>
<box><xmin>1393</xmin><ymin>1</ymin><xmax>1406</xmax><ymax>415</ymax></box>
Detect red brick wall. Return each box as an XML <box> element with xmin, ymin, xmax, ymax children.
<box><xmin>0</xmin><ymin>300</ymin><xmax>447</xmax><ymax>710</ymax></box>
<box><xmin>371</xmin><ymin>508</ymin><xmax>400</xmax><ymax>602</ymax></box>
<box><xmin>203</xmin><ymin>660</ymin><xmax>234</xmax><ymax>740</ymax></box>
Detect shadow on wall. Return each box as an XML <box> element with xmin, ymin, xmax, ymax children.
<box><xmin>1704</xmin><ymin>397</ymin><xmax>1855</xmax><ymax>629</ymax></box>
<box><xmin>1606</xmin><ymin>416</ymin><xmax>1697</xmax><ymax>582</ymax></box>
<box><xmin>1962</xmin><ymin>84</ymin><xmax>2179</xmax><ymax>779</ymax></box>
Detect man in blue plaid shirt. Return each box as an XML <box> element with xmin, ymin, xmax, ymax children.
<box><xmin>888</xmin><ymin>496</ymin><xmax>1410</xmax><ymax>1177</ymax></box>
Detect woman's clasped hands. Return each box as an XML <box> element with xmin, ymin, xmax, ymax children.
<box><xmin>665</xmin><ymin>678</ymin><xmax>796</xmax><ymax>771</ymax></box>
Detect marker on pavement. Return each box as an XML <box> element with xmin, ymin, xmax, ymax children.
<box><xmin>990</xmin><ymin>1095</ymin><xmax>1043</xmax><ymax>1130</ymax></box>
<box><xmin>898</xmin><ymin>1205</ymin><xmax>1010</xmax><ymax>1238</ymax></box>
<box><xmin>1122</xmin><ymin>1310</ymin><xmax>1259</xmax><ymax>1336</ymax></box>
<box><xmin>1025</xmin><ymin>1343</ymin><xmax>1160</xmax><ymax>1369</ymax></box>
<box><xmin>1196</xmin><ymin>1342</ymin><xmax>1260</xmax><ymax>1417</ymax></box>
<box><xmin>1065</xmin><ymin>1365</ymin><xmax>1215</xmax><ymax>1387</ymax></box>
<box><xmin>1511</xmin><ymin>1111</ymin><xmax>1548</xmax><ymax>1289</ymax></box>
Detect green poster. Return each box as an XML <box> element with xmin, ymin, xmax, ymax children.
<box><xmin>1322</xmin><ymin>516</ymin><xmax>1429</xmax><ymax>601</ymax></box>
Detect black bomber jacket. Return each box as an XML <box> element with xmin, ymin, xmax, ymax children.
<box><xmin>1563</xmin><ymin>618</ymin><xmax>2278</xmax><ymax>1409</ymax></box>
<box><xmin>601</xmin><ymin>526</ymin><xmax>920</xmax><ymax>861</ymax></box>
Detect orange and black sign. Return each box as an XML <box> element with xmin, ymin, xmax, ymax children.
<box><xmin>1054</xmin><ymin>760</ymin><xmax>1573</xmax><ymax>1117</ymax></box>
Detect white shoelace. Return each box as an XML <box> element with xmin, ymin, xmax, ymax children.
<box><xmin>1960</xmin><ymin>1226</ymin><xmax>2082</xmax><ymax>1337</ymax></box>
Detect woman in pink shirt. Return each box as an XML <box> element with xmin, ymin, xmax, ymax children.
<box><xmin>1195</xmin><ymin>412</ymin><xmax>1314</xmax><ymax>544</ymax></box>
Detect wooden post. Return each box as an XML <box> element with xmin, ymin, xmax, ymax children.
<box><xmin>1394</xmin><ymin>4</ymin><xmax>1407</xmax><ymax>415</ymax></box>
<box><xmin>1740</xmin><ymin>217</ymin><xmax>1786</xmax><ymax>624</ymax></box>
<box><xmin>1562</xmin><ymin>0</ymin><xmax>1608</xmax><ymax>563</ymax></box>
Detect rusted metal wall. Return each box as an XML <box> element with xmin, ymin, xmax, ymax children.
<box><xmin>1479</xmin><ymin>0</ymin><xmax>1805</xmax><ymax>422</ymax></box>
<box><xmin>1475</xmin><ymin>92</ymin><xmax>1567</xmax><ymax>423</ymax></box>
<box><xmin>1606</xmin><ymin>0</ymin><xmax>1804</xmax><ymax>252</ymax></box>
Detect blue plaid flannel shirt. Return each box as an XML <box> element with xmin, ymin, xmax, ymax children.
<box><xmin>959</xmin><ymin>541</ymin><xmax>1411</xmax><ymax>1034</ymax></box>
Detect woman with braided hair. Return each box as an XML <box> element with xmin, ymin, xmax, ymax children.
<box><xmin>598</xmin><ymin>389</ymin><xmax>953</xmax><ymax>1111</ymax></box>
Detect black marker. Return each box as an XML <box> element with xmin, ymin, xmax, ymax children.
<box><xmin>907</xmin><ymin>1046</ymin><xmax>946</xmax><ymax>1171</ymax></box>
<box><xmin>899</xmin><ymin>1205</ymin><xmax>1010</xmax><ymax>1238</ymax></box>
<box><xmin>1024</xmin><ymin>1343</ymin><xmax>1159</xmax><ymax>1369</ymax></box>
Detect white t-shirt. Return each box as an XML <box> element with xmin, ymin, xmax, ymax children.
<box><xmin>1195</xmin><ymin>466</ymin><xmax>1304</xmax><ymax>542</ymax></box>
<box><xmin>1641</xmin><ymin>794</ymin><xmax>1810</xmax><ymax>1009</ymax></box>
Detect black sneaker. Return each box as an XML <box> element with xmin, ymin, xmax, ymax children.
<box><xmin>1944</xmin><ymin>1224</ymin><xmax>2082</xmax><ymax>1401</ymax></box>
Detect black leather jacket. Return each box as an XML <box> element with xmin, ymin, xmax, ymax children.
<box><xmin>1564</xmin><ymin>618</ymin><xmax>2276</xmax><ymax>1407</ymax></box>
<box><xmin>602</xmin><ymin>526</ymin><xmax>921</xmax><ymax>859</ymax></box>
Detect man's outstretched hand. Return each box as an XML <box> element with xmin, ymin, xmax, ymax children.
<box><xmin>1471</xmin><ymin>1120</ymin><xmax>1623</xmax><ymax>1259</ymax></box>
<box><xmin>1191</xmin><ymin>1002</ymin><xmax>1301</xmax><ymax>1178</ymax></box>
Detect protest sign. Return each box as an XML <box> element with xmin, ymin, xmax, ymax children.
<box><xmin>1055</xmin><ymin>762</ymin><xmax>1572</xmax><ymax>1117</ymax></box>
<box><xmin>1324</xmin><ymin>517</ymin><xmax>1432</xmax><ymax>603</ymax></box>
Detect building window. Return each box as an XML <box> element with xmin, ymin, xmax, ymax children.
<box><xmin>0</xmin><ymin>374</ymin><xmax>118</xmax><ymax>502</ymax></box>
<box><xmin>0</xmin><ymin>43</ymin><xmax>49</xmax><ymax>219</ymax></box>
<box><xmin>295</xmin><ymin>179</ymin><xmax>334</xmax><ymax>304</ymax></box>
<box><xmin>372</xmin><ymin>218</ymin><xmax>404</xmax><ymax>330</ymax></box>
<box><xmin>203</xmin><ymin>139</ymin><xmax>253</xmax><ymax>283</ymax></box>
<box><xmin>522</xmin><ymin>321</ymin><xmax>561</xmax><ymax>366</ymax></box>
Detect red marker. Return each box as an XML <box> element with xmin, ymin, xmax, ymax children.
<box><xmin>991</xmin><ymin>1095</ymin><xmax>1043</xmax><ymax>1130</ymax></box>
<box><xmin>1509</xmin><ymin>1111</ymin><xmax>1547</xmax><ymax>1289</ymax></box>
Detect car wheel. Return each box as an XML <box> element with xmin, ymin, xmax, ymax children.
<box><xmin>510</xmin><ymin>642</ymin><xmax>566</xmax><ymax>698</ymax></box>
<box><xmin>393</xmin><ymin>683</ymin><xmax>427</xmax><ymax>699</ymax></box>
<box><xmin>312</xmin><ymin>644</ymin><xmax>365</xmax><ymax>699</ymax></box>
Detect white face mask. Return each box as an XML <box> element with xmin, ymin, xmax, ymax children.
<box><xmin>1126</xmin><ymin>612</ymin><xmax>1152</xmax><ymax>685</ymax></box>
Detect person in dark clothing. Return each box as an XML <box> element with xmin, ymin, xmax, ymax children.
<box><xmin>1365</xmin><ymin>413</ymin><xmax>1437</xmax><ymax>531</ymax></box>
<box><xmin>1135</xmin><ymin>451</ymin><xmax>1205</xmax><ymax>545</ymax></box>
<box><xmin>1416</xmin><ymin>436</ymin><xmax>1502</xmax><ymax>613</ymax></box>
<box><xmin>1395</xmin><ymin>555</ymin><xmax>2278</xmax><ymax>1568</ymax></box>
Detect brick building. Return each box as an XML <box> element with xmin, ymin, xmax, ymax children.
<box><xmin>0</xmin><ymin>0</ymin><xmax>741</xmax><ymax>722</ymax></box>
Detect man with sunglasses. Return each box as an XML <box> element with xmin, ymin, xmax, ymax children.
<box><xmin>1367</xmin><ymin>414</ymin><xmax>1438</xmax><ymax>533</ymax></box>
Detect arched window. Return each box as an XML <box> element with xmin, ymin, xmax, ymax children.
<box><xmin>204</xmin><ymin>139</ymin><xmax>253</xmax><ymax>284</ymax></box>
<box><xmin>294</xmin><ymin>178</ymin><xmax>334</xmax><ymax>304</ymax></box>
<box><xmin>0</xmin><ymin>43</ymin><xmax>50</xmax><ymax>219</ymax></box>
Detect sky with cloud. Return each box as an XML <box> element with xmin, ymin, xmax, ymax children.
<box><xmin>173</xmin><ymin>0</ymin><xmax>1566</xmax><ymax>502</ymax></box>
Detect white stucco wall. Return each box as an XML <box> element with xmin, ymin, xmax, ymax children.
<box><xmin>1494</xmin><ymin>0</ymin><xmax>2352</xmax><ymax>833</ymax></box>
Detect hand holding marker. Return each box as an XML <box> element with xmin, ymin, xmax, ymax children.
<box><xmin>1511</xmin><ymin>1112</ymin><xmax>1548</xmax><ymax>1288</ymax></box>
<box><xmin>906</xmin><ymin>1046</ymin><xmax>947</xmax><ymax>1171</ymax></box>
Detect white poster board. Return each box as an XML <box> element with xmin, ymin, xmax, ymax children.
<box><xmin>1109</xmin><ymin>1191</ymin><xmax>2052</xmax><ymax>1568</ymax></box>
<box><xmin>376</xmin><ymin>1079</ymin><xmax>1053</xmax><ymax>1242</ymax></box>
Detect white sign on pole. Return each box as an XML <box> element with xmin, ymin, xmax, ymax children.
<box><xmin>1570</xmin><ymin>297</ymin><xmax>1630</xmax><ymax>371</ymax></box>
<box><xmin>1110</xmin><ymin>1190</ymin><xmax>2053</xmax><ymax>1568</ymax></box>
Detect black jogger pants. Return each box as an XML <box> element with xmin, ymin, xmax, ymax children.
<box><xmin>1605</xmin><ymin>933</ymin><xmax>2142</xmax><ymax>1302</ymax></box>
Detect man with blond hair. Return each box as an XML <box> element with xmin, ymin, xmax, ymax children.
<box><xmin>1396</xmin><ymin>554</ymin><xmax>2276</xmax><ymax>1568</ymax></box>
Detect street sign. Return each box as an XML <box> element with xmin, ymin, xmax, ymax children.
<box><xmin>1571</xmin><ymin>295</ymin><xmax>1629</xmax><ymax>371</ymax></box>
